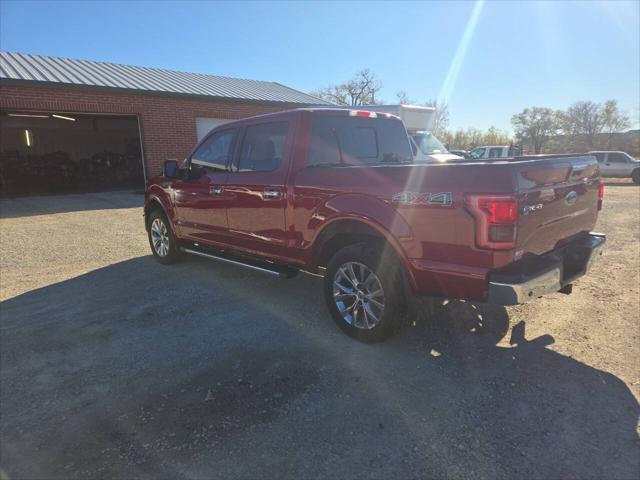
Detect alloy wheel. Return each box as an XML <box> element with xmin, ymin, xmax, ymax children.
<box><xmin>332</xmin><ymin>261</ymin><xmax>385</xmax><ymax>330</ymax></box>
<box><xmin>150</xmin><ymin>218</ymin><xmax>170</xmax><ymax>257</ymax></box>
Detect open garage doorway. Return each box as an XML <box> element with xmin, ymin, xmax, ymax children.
<box><xmin>0</xmin><ymin>111</ymin><xmax>145</xmax><ymax>196</ymax></box>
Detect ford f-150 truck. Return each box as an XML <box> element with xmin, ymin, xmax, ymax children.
<box><xmin>144</xmin><ymin>108</ymin><xmax>606</xmax><ymax>342</ymax></box>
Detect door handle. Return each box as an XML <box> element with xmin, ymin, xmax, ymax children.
<box><xmin>209</xmin><ymin>186</ymin><xmax>224</xmax><ymax>195</ymax></box>
<box><xmin>263</xmin><ymin>189</ymin><xmax>282</xmax><ymax>199</ymax></box>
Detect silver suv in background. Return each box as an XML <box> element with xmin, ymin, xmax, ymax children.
<box><xmin>589</xmin><ymin>151</ymin><xmax>640</xmax><ymax>184</ymax></box>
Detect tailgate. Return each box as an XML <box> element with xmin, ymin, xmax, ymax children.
<box><xmin>514</xmin><ymin>155</ymin><xmax>600</xmax><ymax>257</ymax></box>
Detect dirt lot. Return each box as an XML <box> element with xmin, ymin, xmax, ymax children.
<box><xmin>1</xmin><ymin>186</ymin><xmax>638</xmax><ymax>479</ymax></box>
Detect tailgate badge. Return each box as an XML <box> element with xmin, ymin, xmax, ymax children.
<box><xmin>565</xmin><ymin>191</ymin><xmax>578</xmax><ymax>205</ymax></box>
<box><xmin>392</xmin><ymin>191</ymin><xmax>452</xmax><ymax>207</ymax></box>
<box><xmin>522</xmin><ymin>203</ymin><xmax>543</xmax><ymax>215</ymax></box>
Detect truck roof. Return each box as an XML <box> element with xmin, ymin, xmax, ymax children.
<box><xmin>197</xmin><ymin>107</ymin><xmax>405</xmax><ymax>138</ymax></box>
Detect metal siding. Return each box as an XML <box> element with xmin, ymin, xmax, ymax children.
<box><xmin>0</xmin><ymin>51</ymin><xmax>330</xmax><ymax>105</ymax></box>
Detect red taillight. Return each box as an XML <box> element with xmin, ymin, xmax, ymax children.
<box><xmin>598</xmin><ymin>180</ymin><xmax>604</xmax><ymax>210</ymax></box>
<box><xmin>465</xmin><ymin>194</ymin><xmax>518</xmax><ymax>250</ymax></box>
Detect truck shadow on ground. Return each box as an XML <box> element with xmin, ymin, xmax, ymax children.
<box><xmin>0</xmin><ymin>190</ymin><xmax>143</xmax><ymax>219</ymax></box>
<box><xmin>1</xmin><ymin>256</ymin><xmax>638</xmax><ymax>479</ymax></box>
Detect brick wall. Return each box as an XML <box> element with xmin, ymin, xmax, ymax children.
<box><xmin>0</xmin><ymin>83</ymin><xmax>299</xmax><ymax>177</ymax></box>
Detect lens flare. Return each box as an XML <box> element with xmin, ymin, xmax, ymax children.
<box><xmin>437</xmin><ymin>0</ymin><xmax>484</xmax><ymax>105</ymax></box>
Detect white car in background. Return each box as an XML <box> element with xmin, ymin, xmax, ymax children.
<box><xmin>589</xmin><ymin>151</ymin><xmax>640</xmax><ymax>184</ymax></box>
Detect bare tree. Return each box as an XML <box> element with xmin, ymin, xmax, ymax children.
<box><xmin>312</xmin><ymin>69</ymin><xmax>383</xmax><ymax>106</ymax></box>
<box><xmin>602</xmin><ymin>100</ymin><xmax>630</xmax><ymax>149</ymax></box>
<box><xmin>310</xmin><ymin>84</ymin><xmax>348</xmax><ymax>105</ymax></box>
<box><xmin>562</xmin><ymin>101</ymin><xmax>606</xmax><ymax>149</ymax></box>
<box><xmin>512</xmin><ymin>107</ymin><xmax>562</xmax><ymax>154</ymax></box>
<box><xmin>424</xmin><ymin>99</ymin><xmax>450</xmax><ymax>137</ymax></box>
<box><xmin>343</xmin><ymin>69</ymin><xmax>382</xmax><ymax>106</ymax></box>
<box><xmin>395</xmin><ymin>90</ymin><xmax>412</xmax><ymax>104</ymax></box>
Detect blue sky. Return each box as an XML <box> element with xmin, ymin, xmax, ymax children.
<box><xmin>1</xmin><ymin>0</ymin><xmax>638</xmax><ymax>132</ymax></box>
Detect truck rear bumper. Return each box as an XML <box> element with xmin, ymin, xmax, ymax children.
<box><xmin>486</xmin><ymin>232</ymin><xmax>606</xmax><ymax>305</ymax></box>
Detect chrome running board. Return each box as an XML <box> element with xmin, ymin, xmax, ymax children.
<box><xmin>182</xmin><ymin>248</ymin><xmax>297</xmax><ymax>278</ymax></box>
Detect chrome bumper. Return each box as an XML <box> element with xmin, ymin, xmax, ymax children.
<box><xmin>487</xmin><ymin>233</ymin><xmax>606</xmax><ymax>305</ymax></box>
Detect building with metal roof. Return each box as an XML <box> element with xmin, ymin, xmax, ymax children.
<box><xmin>0</xmin><ymin>52</ymin><xmax>329</xmax><ymax>195</ymax></box>
<box><xmin>0</xmin><ymin>51</ymin><xmax>328</xmax><ymax>106</ymax></box>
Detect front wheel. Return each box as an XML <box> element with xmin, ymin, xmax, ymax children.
<box><xmin>324</xmin><ymin>243</ymin><xmax>403</xmax><ymax>343</ymax></box>
<box><xmin>632</xmin><ymin>169</ymin><xmax>640</xmax><ymax>185</ymax></box>
<box><xmin>147</xmin><ymin>210</ymin><xmax>182</xmax><ymax>264</ymax></box>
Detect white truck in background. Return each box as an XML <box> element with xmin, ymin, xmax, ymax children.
<box><xmin>355</xmin><ymin>105</ymin><xmax>462</xmax><ymax>163</ymax></box>
<box><xmin>589</xmin><ymin>151</ymin><xmax>640</xmax><ymax>184</ymax></box>
<box><xmin>468</xmin><ymin>145</ymin><xmax>522</xmax><ymax>160</ymax></box>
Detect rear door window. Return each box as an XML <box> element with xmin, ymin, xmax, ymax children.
<box><xmin>237</xmin><ymin>121</ymin><xmax>289</xmax><ymax>172</ymax></box>
<box><xmin>607</xmin><ymin>153</ymin><xmax>626</xmax><ymax>163</ymax></box>
<box><xmin>307</xmin><ymin>115</ymin><xmax>412</xmax><ymax>166</ymax></box>
<box><xmin>345</xmin><ymin>127</ymin><xmax>378</xmax><ymax>159</ymax></box>
<box><xmin>594</xmin><ymin>153</ymin><xmax>605</xmax><ymax>162</ymax></box>
<box><xmin>488</xmin><ymin>147</ymin><xmax>503</xmax><ymax>158</ymax></box>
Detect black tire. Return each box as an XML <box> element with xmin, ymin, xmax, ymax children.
<box><xmin>324</xmin><ymin>242</ymin><xmax>404</xmax><ymax>343</ymax></box>
<box><xmin>632</xmin><ymin>169</ymin><xmax>640</xmax><ymax>185</ymax></box>
<box><xmin>147</xmin><ymin>209</ymin><xmax>182</xmax><ymax>264</ymax></box>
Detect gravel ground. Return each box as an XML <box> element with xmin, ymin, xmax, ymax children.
<box><xmin>0</xmin><ymin>186</ymin><xmax>638</xmax><ymax>479</ymax></box>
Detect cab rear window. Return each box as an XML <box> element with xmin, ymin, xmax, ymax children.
<box><xmin>307</xmin><ymin>115</ymin><xmax>412</xmax><ymax>166</ymax></box>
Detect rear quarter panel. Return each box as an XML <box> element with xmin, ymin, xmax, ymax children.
<box><xmin>292</xmin><ymin>162</ymin><xmax>517</xmax><ymax>299</ymax></box>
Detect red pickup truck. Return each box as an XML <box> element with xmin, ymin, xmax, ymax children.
<box><xmin>144</xmin><ymin>108</ymin><xmax>606</xmax><ymax>342</ymax></box>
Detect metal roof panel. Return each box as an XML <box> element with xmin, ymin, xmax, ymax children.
<box><xmin>0</xmin><ymin>51</ymin><xmax>330</xmax><ymax>105</ymax></box>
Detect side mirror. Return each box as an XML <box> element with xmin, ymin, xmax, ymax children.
<box><xmin>163</xmin><ymin>159</ymin><xmax>179</xmax><ymax>178</ymax></box>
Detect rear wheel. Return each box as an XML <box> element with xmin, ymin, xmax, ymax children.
<box><xmin>147</xmin><ymin>210</ymin><xmax>182</xmax><ymax>264</ymax></box>
<box><xmin>324</xmin><ymin>243</ymin><xmax>403</xmax><ymax>343</ymax></box>
<box><xmin>632</xmin><ymin>169</ymin><xmax>640</xmax><ymax>185</ymax></box>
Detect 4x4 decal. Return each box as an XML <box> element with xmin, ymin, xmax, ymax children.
<box><xmin>391</xmin><ymin>191</ymin><xmax>453</xmax><ymax>206</ymax></box>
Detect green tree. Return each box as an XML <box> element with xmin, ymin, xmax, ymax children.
<box><xmin>511</xmin><ymin>107</ymin><xmax>562</xmax><ymax>154</ymax></box>
<box><xmin>602</xmin><ymin>100</ymin><xmax>630</xmax><ymax>149</ymax></box>
<box><xmin>484</xmin><ymin>126</ymin><xmax>511</xmax><ymax>145</ymax></box>
<box><xmin>562</xmin><ymin>101</ymin><xmax>605</xmax><ymax>149</ymax></box>
<box><xmin>442</xmin><ymin>127</ymin><xmax>513</xmax><ymax>150</ymax></box>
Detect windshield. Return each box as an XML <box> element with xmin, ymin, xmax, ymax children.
<box><xmin>410</xmin><ymin>132</ymin><xmax>448</xmax><ymax>155</ymax></box>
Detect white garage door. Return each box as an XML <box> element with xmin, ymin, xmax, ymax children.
<box><xmin>195</xmin><ymin>118</ymin><xmax>230</xmax><ymax>141</ymax></box>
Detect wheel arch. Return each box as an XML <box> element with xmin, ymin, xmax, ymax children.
<box><xmin>144</xmin><ymin>194</ymin><xmax>172</xmax><ymax>231</ymax></box>
<box><xmin>311</xmin><ymin>216</ymin><xmax>417</xmax><ymax>290</ymax></box>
